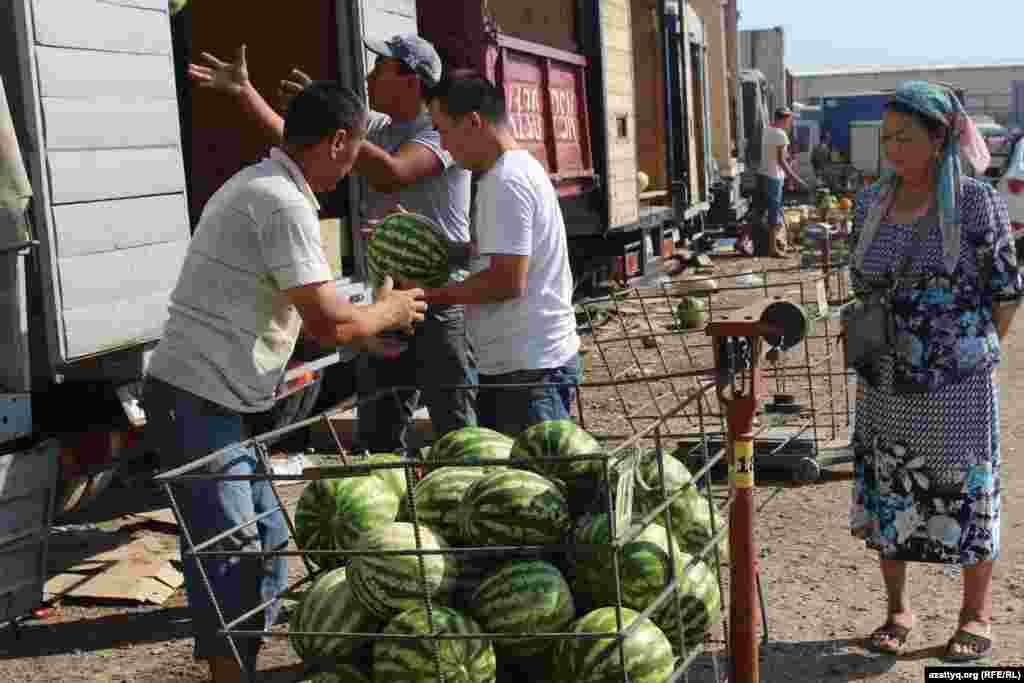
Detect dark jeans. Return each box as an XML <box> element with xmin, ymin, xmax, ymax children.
<box><xmin>356</xmin><ymin>303</ymin><xmax>477</xmax><ymax>452</ymax></box>
<box><xmin>757</xmin><ymin>173</ymin><xmax>785</xmax><ymax>226</ymax></box>
<box><xmin>476</xmin><ymin>357</ymin><xmax>581</xmax><ymax>437</ymax></box>
<box><xmin>141</xmin><ymin>379</ymin><xmax>289</xmax><ymax>666</ymax></box>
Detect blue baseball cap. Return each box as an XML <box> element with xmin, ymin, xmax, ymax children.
<box><xmin>365</xmin><ymin>34</ymin><xmax>443</xmax><ymax>87</ymax></box>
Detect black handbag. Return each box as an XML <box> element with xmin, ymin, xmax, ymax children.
<box><xmin>842</xmin><ymin>212</ymin><xmax>932</xmax><ymax>371</ymax></box>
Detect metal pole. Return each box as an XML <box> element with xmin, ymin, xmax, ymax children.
<box><xmin>728</xmin><ymin>430</ymin><xmax>758</xmax><ymax>683</ymax></box>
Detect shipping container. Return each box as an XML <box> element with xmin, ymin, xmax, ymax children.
<box><xmin>819</xmin><ymin>91</ymin><xmax>891</xmax><ymax>160</ymax></box>
<box><xmin>1012</xmin><ymin>80</ymin><xmax>1024</xmax><ymax>128</ymax></box>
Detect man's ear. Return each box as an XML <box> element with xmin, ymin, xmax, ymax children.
<box><xmin>330</xmin><ymin>128</ymin><xmax>349</xmax><ymax>159</ymax></box>
<box><xmin>469</xmin><ymin>111</ymin><xmax>485</xmax><ymax>130</ymax></box>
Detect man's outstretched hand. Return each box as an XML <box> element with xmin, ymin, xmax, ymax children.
<box><xmin>188</xmin><ymin>45</ymin><xmax>250</xmax><ymax>96</ymax></box>
<box><xmin>277</xmin><ymin>68</ymin><xmax>313</xmax><ymax>113</ymax></box>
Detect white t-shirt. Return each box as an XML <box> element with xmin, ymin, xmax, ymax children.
<box><xmin>466</xmin><ymin>150</ymin><xmax>580</xmax><ymax>375</ymax></box>
<box><xmin>146</xmin><ymin>148</ymin><xmax>333</xmax><ymax>412</ymax></box>
<box><xmin>759</xmin><ymin>126</ymin><xmax>790</xmax><ymax>179</ymax></box>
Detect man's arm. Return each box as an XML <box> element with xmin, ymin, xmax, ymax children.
<box><xmin>188</xmin><ymin>46</ymin><xmax>286</xmax><ymax>143</ymax></box>
<box><xmin>777</xmin><ymin>146</ymin><xmax>807</xmax><ymax>188</ymax></box>
<box><xmin>419</xmin><ymin>254</ymin><xmax>529</xmax><ymax>306</ymax></box>
<box><xmin>355</xmin><ymin>140</ymin><xmax>444</xmax><ymax>194</ymax></box>
<box><xmin>286</xmin><ymin>276</ymin><xmax>426</xmax><ymax>347</ymax></box>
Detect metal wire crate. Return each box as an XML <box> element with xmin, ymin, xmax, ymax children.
<box><xmin>154</xmin><ymin>380</ymin><xmax>733</xmax><ymax>682</ymax></box>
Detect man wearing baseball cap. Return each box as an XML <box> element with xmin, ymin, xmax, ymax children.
<box><xmin>189</xmin><ymin>36</ymin><xmax>476</xmax><ymax>451</ymax></box>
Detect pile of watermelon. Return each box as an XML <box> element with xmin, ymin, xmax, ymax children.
<box><xmin>288</xmin><ymin>421</ymin><xmax>726</xmax><ymax>681</ymax></box>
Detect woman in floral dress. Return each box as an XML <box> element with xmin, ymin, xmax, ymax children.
<box><xmin>848</xmin><ymin>81</ymin><xmax>1021</xmax><ymax>661</ymax></box>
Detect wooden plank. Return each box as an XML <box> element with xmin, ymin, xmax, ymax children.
<box><xmin>47</xmin><ymin>148</ymin><xmax>185</xmax><ymax>204</ymax></box>
<box><xmin>42</xmin><ymin>96</ymin><xmax>180</xmax><ymax>150</ymax></box>
<box><xmin>53</xmin><ymin>195</ymin><xmax>189</xmax><ymax>258</ymax></box>
<box><xmin>32</xmin><ymin>0</ymin><xmax>172</xmax><ymax>55</ymax></box>
<box><xmin>63</xmin><ymin>290</ymin><xmax>174</xmax><ymax>358</ymax></box>
<box><xmin>58</xmin><ymin>240</ymin><xmax>186</xmax><ymax>311</ymax></box>
<box><xmin>36</xmin><ymin>46</ymin><xmax>175</xmax><ymax>99</ymax></box>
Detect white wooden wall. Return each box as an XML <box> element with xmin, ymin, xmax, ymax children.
<box><xmin>15</xmin><ymin>0</ymin><xmax>190</xmax><ymax>362</ymax></box>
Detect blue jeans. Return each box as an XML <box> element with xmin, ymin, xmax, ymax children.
<box><xmin>757</xmin><ymin>173</ymin><xmax>785</xmax><ymax>227</ymax></box>
<box><xmin>476</xmin><ymin>357</ymin><xmax>581</xmax><ymax>437</ymax></box>
<box><xmin>357</xmin><ymin>303</ymin><xmax>477</xmax><ymax>452</ymax></box>
<box><xmin>141</xmin><ymin>379</ymin><xmax>289</xmax><ymax>665</ymax></box>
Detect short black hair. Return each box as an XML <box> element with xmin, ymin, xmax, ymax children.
<box><xmin>432</xmin><ymin>72</ymin><xmax>508</xmax><ymax>125</ymax></box>
<box><xmin>283</xmin><ymin>80</ymin><xmax>367</xmax><ymax>147</ymax></box>
<box><xmin>885</xmin><ymin>100</ymin><xmax>947</xmax><ymax>140</ymax></box>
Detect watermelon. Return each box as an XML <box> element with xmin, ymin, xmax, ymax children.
<box><xmin>348</xmin><ymin>522</ymin><xmax>451</xmax><ymax>619</ymax></box>
<box><xmin>367</xmin><ymin>212</ymin><xmax>452</xmax><ymax>288</ymax></box>
<box><xmin>373</xmin><ymin>606</ymin><xmax>497</xmax><ymax>683</ymax></box>
<box><xmin>427</xmin><ymin>427</ymin><xmax>514</xmax><ymax>472</ymax></box>
<box><xmin>469</xmin><ymin>560</ymin><xmax>575</xmax><ymax>657</ymax></box>
<box><xmin>305</xmin><ymin>665</ymin><xmax>372</xmax><ymax>683</ymax></box>
<box><xmin>456</xmin><ymin>470</ymin><xmax>571</xmax><ymax>546</ymax></box>
<box><xmin>572</xmin><ymin>514</ymin><xmax>721</xmax><ymax>652</ymax></box>
<box><xmin>294</xmin><ymin>476</ymin><xmax>401</xmax><ymax>569</ymax></box>
<box><xmin>510</xmin><ymin>420</ymin><xmax>602</xmax><ymax>482</ymax></box>
<box><xmin>554</xmin><ymin>607</ymin><xmax>675</xmax><ymax>682</ymax></box>
<box><xmin>402</xmin><ymin>467</ymin><xmax>489</xmax><ymax>545</ymax></box>
<box><xmin>675</xmin><ymin>296</ymin><xmax>707</xmax><ymax>329</ymax></box>
<box><xmin>288</xmin><ymin>568</ymin><xmax>380</xmax><ymax>663</ymax></box>
<box><xmin>355</xmin><ymin>452</ymin><xmax>412</xmax><ymax>500</ymax></box>
<box><xmin>662</xmin><ymin>492</ymin><xmax>730</xmax><ymax>563</ymax></box>
<box><xmin>650</xmin><ymin>553</ymin><xmax>722</xmax><ymax>652</ymax></box>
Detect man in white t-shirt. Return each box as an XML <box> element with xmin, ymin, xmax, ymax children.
<box><xmin>757</xmin><ymin>107</ymin><xmax>807</xmax><ymax>256</ymax></box>
<box><xmin>415</xmin><ymin>73</ymin><xmax>581</xmax><ymax>435</ymax></box>
<box><xmin>142</xmin><ymin>82</ymin><xmax>426</xmax><ymax>683</ymax></box>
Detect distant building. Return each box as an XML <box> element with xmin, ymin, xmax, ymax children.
<box><xmin>791</xmin><ymin>62</ymin><xmax>1024</xmax><ymax>125</ymax></box>
<box><xmin>739</xmin><ymin>27</ymin><xmax>787</xmax><ymax>112</ymax></box>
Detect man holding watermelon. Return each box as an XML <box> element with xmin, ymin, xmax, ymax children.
<box><xmin>415</xmin><ymin>73</ymin><xmax>583</xmax><ymax>436</ymax></box>
<box><xmin>143</xmin><ymin>83</ymin><xmax>427</xmax><ymax>683</ymax></box>
<box><xmin>189</xmin><ymin>36</ymin><xmax>478</xmax><ymax>454</ymax></box>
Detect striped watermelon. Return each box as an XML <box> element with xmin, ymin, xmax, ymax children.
<box><xmin>348</xmin><ymin>522</ymin><xmax>451</xmax><ymax>619</ymax></box>
<box><xmin>367</xmin><ymin>212</ymin><xmax>451</xmax><ymax>288</ymax></box>
<box><xmin>402</xmin><ymin>467</ymin><xmax>489</xmax><ymax>545</ymax></box>
<box><xmin>456</xmin><ymin>470</ymin><xmax>571</xmax><ymax>546</ymax></box>
<box><xmin>650</xmin><ymin>553</ymin><xmax>722</xmax><ymax>652</ymax></box>
<box><xmin>305</xmin><ymin>664</ymin><xmax>373</xmax><ymax>683</ymax></box>
<box><xmin>294</xmin><ymin>476</ymin><xmax>401</xmax><ymax>569</ymax></box>
<box><xmin>469</xmin><ymin>560</ymin><xmax>575</xmax><ymax>657</ymax></box>
<box><xmin>373</xmin><ymin>606</ymin><xmax>497</xmax><ymax>683</ymax></box>
<box><xmin>662</xmin><ymin>492</ymin><xmax>730</xmax><ymax>563</ymax></box>
<box><xmin>355</xmin><ymin>452</ymin><xmax>412</xmax><ymax>500</ymax></box>
<box><xmin>288</xmin><ymin>567</ymin><xmax>380</xmax><ymax>663</ymax></box>
<box><xmin>510</xmin><ymin>420</ymin><xmax>601</xmax><ymax>482</ymax></box>
<box><xmin>572</xmin><ymin>514</ymin><xmax>721</xmax><ymax>652</ymax></box>
<box><xmin>427</xmin><ymin>427</ymin><xmax>514</xmax><ymax>472</ymax></box>
<box><xmin>554</xmin><ymin>607</ymin><xmax>675</xmax><ymax>682</ymax></box>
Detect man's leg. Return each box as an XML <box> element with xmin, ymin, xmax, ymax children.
<box><xmin>142</xmin><ymin>380</ymin><xmax>281</xmax><ymax>680</ymax></box>
<box><xmin>415</xmin><ymin>304</ymin><xmax>477</xmax><ymax>439</ymax></box>
<box><xmin>484</xmin><ymin>357</ymin><xmax>581</xmax><ymax>437</ymax></box>
<box><xmin>355</xmin><ymin>340</ymin><xmax>420</xmax><ymax>453</ymax></box>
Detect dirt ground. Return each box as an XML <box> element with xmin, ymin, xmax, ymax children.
<box><xmin>1</xmin><ymin>253</ymin><xmax>1022</xmax><ymax>682</ymax></box>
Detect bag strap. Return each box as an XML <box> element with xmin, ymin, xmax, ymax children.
<box><xmin>891</xmin><ymin>206</ymin><xmax>936</xmax><ymax>284</ymax></box>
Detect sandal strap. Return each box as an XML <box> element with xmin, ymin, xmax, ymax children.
<box><xmin>870</xmin><ymin>622</ymin><xmax>911</xmax><ymax>643</ymax></box>
<box><xmin>949</xmin><ymin>629</ymin><xmax>992</xmax><ymax>653</ymax></box>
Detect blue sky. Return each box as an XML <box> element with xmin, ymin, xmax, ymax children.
<box><xmin>738</xmin><ymin>1</ymin><xmax>1024</xmax><ymax>71</ymax></box>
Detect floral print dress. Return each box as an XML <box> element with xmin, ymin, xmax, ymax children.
<box><xmin>849</xmin><ymin>179</ymin><xmax>1022</xmax><ymax>565</ymax></box>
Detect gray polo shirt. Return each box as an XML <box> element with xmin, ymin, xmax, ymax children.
<box><xmin>147</xmin><ymin>148</ymin><xmax>332</xmax><ymax>412</ymax></box>
<box><xmin>364</xmin><ymin>110</ymin><xmax>471</xmax><ymax>244</ymax></box>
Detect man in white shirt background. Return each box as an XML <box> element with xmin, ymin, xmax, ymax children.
<box><xmin>415</xmin><ymin>73</ymin><xmax>581</xmax><ymax>435</ymax></box>
<box><xmin>757</xmin><ymin>106</ymin><xmax>808</xmax><ymax>256</ymax></box>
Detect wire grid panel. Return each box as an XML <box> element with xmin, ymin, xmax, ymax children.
<box><xmin>576</xmin><ymin>264</ymin><xmax>856</xmax><ymax>480</ymax></box>
<box><xmin>153</xmin><ymin>379</ymin><xmax>732</xmax><ymax>683</ymax></box>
